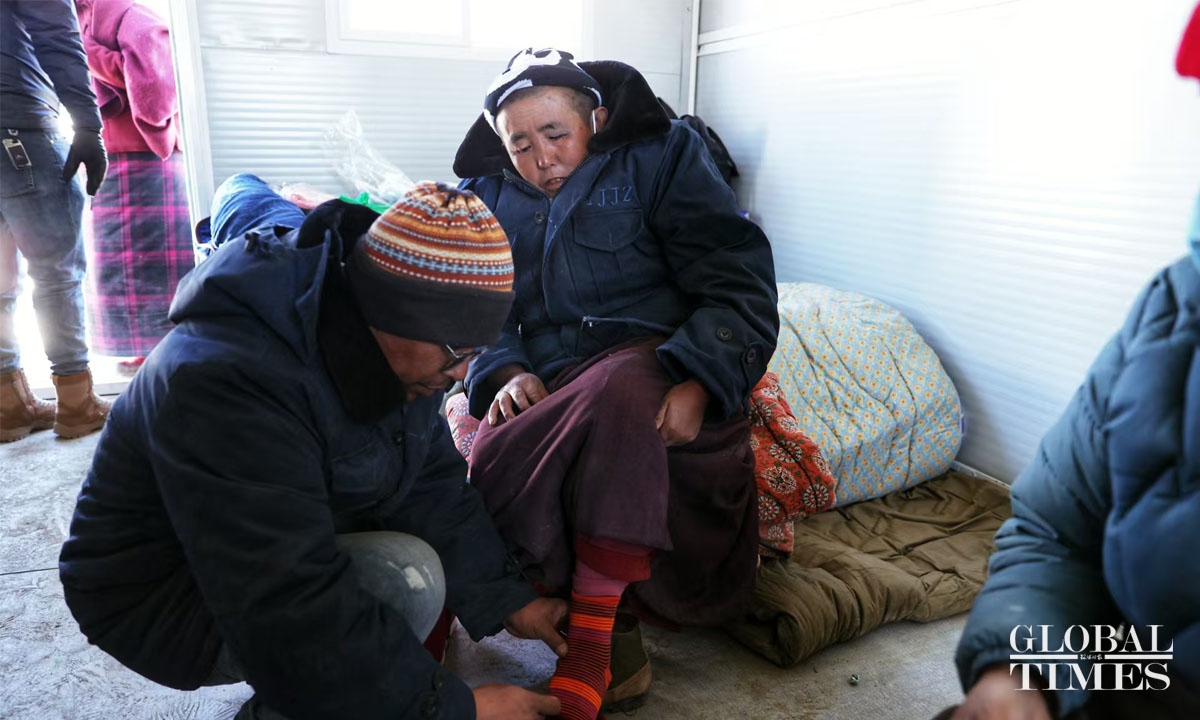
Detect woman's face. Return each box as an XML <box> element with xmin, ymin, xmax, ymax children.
<box><xmin>496</xmin><ymin>87</ymin><xmax>607</xmax><ymax>198</ymax></box>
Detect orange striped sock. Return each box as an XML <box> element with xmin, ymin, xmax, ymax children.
<box><xmin>548</xmin><ymin>591</ymin><xmax>621</xmax><ymax>720</ymax></box>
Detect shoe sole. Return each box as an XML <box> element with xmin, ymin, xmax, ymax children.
<box><xmin>1</xmin><ymin>419</ymin><xmax>52</xmax><ymax>442</ymax></box>
<box><xmin>54</xmin><ymin>420</ymin><xmax>106</xmax><ymax>439</ymax></box>
<box><xmin>603</xmin><ymin>692</ymin><xmax>649</xmax><ymax>714</ymax></box>
<box><xmin>0</xmin><ymin>426</ymin><xmax>32</xmax><ymax>443</ymax></box>
<box><xmin>602</xmin><ymin>661</ymin><xmax>652</xmax><ymax>713</ymax></box>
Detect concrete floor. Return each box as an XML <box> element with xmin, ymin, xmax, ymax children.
<box><xmin>0</xmin><ymin>422</ymin><xmax>969</xmax><ymax>720</ymax></box>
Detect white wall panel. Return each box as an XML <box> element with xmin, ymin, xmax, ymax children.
<box><xmin>593</xmin><ymin>0</ymin><xmax>685</xmax><ymax>75</ymax></box>
<box><xmin>593</xmin><ymin>0</ymin><xmax>691</xmax><ymax>110</ymax></box>
<box><xmin>700</xmin><ymin>0</ymin><xmax>763</xmax><ymax>35</ymax></box>
<box><xmin>696</xmin><ymin>0</ymin><xmax>1200</xmax><ymax>481</ymax></box>
<box><xmin>187</xmin><ymin>0</ymin><xmax>690</xmax><ymax>208</ymax></box>
<box><xmin>202</xmin><ymin>48</ymin><xmax>495</xmax><ymax>191</ymax></box>
<box><xmin>197</xmin><ymin>0</ymin><xmax>324</xmax><ymax>50</ymax></box>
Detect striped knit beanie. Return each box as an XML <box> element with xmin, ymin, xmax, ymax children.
<box><xmin>345</xmin><ymin>182</ymin><xmax>515</xmax><ymax>347</ymax></box>
<box><xmin>483</xmin><ymin>48</ymin><xmax>602</xmax><ymax>132</ymax></box>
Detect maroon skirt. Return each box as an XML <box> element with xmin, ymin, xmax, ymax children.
<box><xmin>468</xmin><ymin>338</ymin><xmax>758</xmax><ymax>627</ymax></box>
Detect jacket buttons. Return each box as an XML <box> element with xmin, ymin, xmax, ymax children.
<box><xmin>420</xmin><ymin>693</ymin><xmax>439</xmax><ymax>717</ymax></box>
<box><xmin>393</xmin><ymin>433</ymin><xmax>405</xmax><ymax>447</ymax></box>
<box><xmin>432</xmin><ymin>670</ymin><xmax>445</xmax><ymax>690</ymax></box>
<box><xmin>534</xmin><ymin>211</ymin><xmax>547</xmax><ymax>225</ymax></box>
<box><xmin>745</xmin><ymin>347</ymin><xmax>759</xmax><ymax>363</ymax></box>
<box><xmin>716</xmin><ymin>327</ymin><xmax>733</xmax><ymax>341</ymax></box>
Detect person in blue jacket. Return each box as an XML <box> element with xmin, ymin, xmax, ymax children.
<box><xmin>59</xmin><ymin>175</ymin><xmax>567</xmax><ymax>720</ymax></box>
<box><xmin>950</xmin><ymin>8</ymin><xmax>1200</xmax><ymax>718</ymax></box>
<box><xmin>453</xmin><ymin>48</ymin><xmax>779</xmax><ymax>718</ymax></box>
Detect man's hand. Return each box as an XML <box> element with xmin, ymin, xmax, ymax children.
<box><xmin>504</xmin><ymin>596</ymin><xmax>568</xmax><ymax>658</ymax></box>
<box><xmin>951</xmin><ymin>665</ymin><xmax>1052</xmax><ymax>720</ymax></box>
<box><xmin>655</xmin><ymin>378</ymin><xmax>710</xmax><ymax>447</ymax></box>
<box><xmin>62</xmin><ymin>129</ymin><xmax>108</xmax><ymax>195</ymax></box>
<box><xmin>487</xmin><ymin>372</ymin><xmax>548</xmax><ymax>426</ymax></box>
<box><xmin>473</xmin><ymin>683</ymin><xmax>561</xmax><ymax>719</ymax></box>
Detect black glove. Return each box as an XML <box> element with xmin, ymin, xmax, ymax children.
<box><xmin>61</xmin><ymin>129</ymin><xmax>108</xmax><ymax>196</ymax></box>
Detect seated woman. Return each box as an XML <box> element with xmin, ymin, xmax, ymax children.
<box><xmin>453</xmin><ymin>49</ymin><xmax>779</xmax><ymax>719</ymax></box>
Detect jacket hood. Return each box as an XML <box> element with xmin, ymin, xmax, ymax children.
<box><xmin>170</xmin><ymin>199</ymin><xmax>406</xmax><ymax>422</ymax></box>
<box><xmin>453</xmin><ymin>60</ymin><xmax>671</xmax><ymax>178</ymax></box>
<box><xmin>168</xmin><ymin>200</ymin><xmax>377</xmax><ymax>363</ymax></box>
<box><xmin>74</xmin><ymin>0</ymin><xmax>134</xmax><ymax>115</ymax></box>
<box><xmin>74</xmin><ymin>0</ymin><xmax>134</xmax><ymax>49</ymax></box>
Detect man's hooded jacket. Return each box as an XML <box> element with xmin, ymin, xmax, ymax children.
<box><xmin>59</xmin><ymin>199</ymin><xmax>535</xmax><ymax>720</ymax></box>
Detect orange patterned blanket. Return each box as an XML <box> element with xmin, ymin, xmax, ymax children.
<box><xmin>748</xmin><ymin>371</ymin><xmax>837</xmax><ymax>556</ymax></box>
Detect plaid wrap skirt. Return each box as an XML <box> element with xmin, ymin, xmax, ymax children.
<box><xmin>84</xmin><ymin>151</ymin><xmax>193</xmax><ymax>357</ymax></box>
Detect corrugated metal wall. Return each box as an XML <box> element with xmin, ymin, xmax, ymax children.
<box><xmin>188</xmin><ymin>0</ymin><xmax>691</xmax><ymax>208</ymax></box>
<box><xmin>696</xmin><ymin>0</ymin><xmax>1200</xmax><ymax>481</ymax></box>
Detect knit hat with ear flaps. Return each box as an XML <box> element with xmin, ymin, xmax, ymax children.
<box><xmin>483</xmin><ymin>47</ymin><xmax>603</xmax><ymax>131</ymax></box>
<box><xmin>344</xmin><ymin>182</ymin><xmax>515</xmax><ymax>347</ymax></box>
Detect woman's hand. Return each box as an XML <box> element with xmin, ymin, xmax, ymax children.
<box><xmin>951</xmin><ymin>666</ymin><xmax>1052</xmax><ymax>720</ymax></box>
<box><xmin>504</xmin><ymin>596</ymin><xmax>569</xmax><ymax>658</ymax></box>
<box><xmin>487</xmin><ymin>372</ymin><xmax>549</xmax><ymax>426</ymax></box>
<box><xmin>655</xmin><ymin>378</ymin><xmax>710</xmax><ymax>447</ymax></box>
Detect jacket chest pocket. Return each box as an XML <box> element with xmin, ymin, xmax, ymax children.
<box><xmin>564</xmin><ymin>209</ymin><xmax>661</xmax><ymax>307</ymax></box>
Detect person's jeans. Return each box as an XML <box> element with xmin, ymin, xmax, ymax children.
<box><xmin>205</xmin><ymin>532</ymin><xmax>447</xmax><ymax>719</ymax></box>
<box><xmin>0</xmin><ymin>129</ymin><xmax>88</xmax><ymax>375</ymax></box>
<box><xmin>201</xmin><ymin>172</ymin><xmax>306</xmax><ymax>258</ymax></box>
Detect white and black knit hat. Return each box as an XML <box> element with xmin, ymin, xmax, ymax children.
<box><xmin>483</xmin><ymin>48</ymin><xmax>603</xmax><ymax>132</ymax></box>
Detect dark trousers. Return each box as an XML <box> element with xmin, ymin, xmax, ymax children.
<box><xmin>469</xmin><ymin>337</ymin><xmax>759</xmax><ymax>627</ymax></box>
<box><xmin>204</xmin><ymin>532</ymin><xmax>446</xmax><ymax>719</ymax></box>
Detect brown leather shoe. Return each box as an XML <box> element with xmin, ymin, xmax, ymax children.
<box><xmin>52</xmin><ymin>369</ymin><xmax>111</xmax><ymax>439</ymax></box>
<box><xmin>1</xmin><ymin>369</ymin><xmax>55</xmax><ymax>442</ymax></box>
<box><xmin>602</xmin><ymin>614</ymin><xmax>652</xmax><ymax>712</ymax></box>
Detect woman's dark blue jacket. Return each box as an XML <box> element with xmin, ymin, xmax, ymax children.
<box><xmin>454</xmin><ymin>60</ymin><xmax>779</xmax><ymax>419</ymax></box>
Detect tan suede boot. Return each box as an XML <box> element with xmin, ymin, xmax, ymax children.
<box><xmin>1</xmin><ymin>369</ymin><xmax>56</xmax><ymax>442</ymax></box>
<box><xmin>52</xmin><ymin>369</ymin><xmax>111</xmax><ymax>439</ymax></box>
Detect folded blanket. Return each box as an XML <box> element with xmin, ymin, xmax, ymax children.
<box><xmin>726</xmin><ymin>471</ymin><xmax>1011</xmax><ymax>667</ymax></box>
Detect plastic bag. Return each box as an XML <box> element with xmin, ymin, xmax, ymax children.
<box><xmin>273</xmin><ymin>181</ymin><xmax>338</xmax><ymax>210</ymax></box>
<box><xmin>322</xmin><ymin>109</ymin><xmax>415</xmax><ymax>207</ymax></box>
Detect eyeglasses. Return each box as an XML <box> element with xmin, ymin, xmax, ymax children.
<box><xmin>440</xmin><ymin>344</ymin><xmax>488</xmax><ymax>372</ymax></box>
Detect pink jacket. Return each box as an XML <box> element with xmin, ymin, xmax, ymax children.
<box><xmin>75</xmin><ymin>0</ymin><xmax>180</xmax><ymax>159</ymax></box>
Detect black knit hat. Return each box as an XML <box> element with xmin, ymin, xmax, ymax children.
<box><xmin>483</xmin><ymin>48</ymin><xmax>603</xmax><ymax>132</ymax></box>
